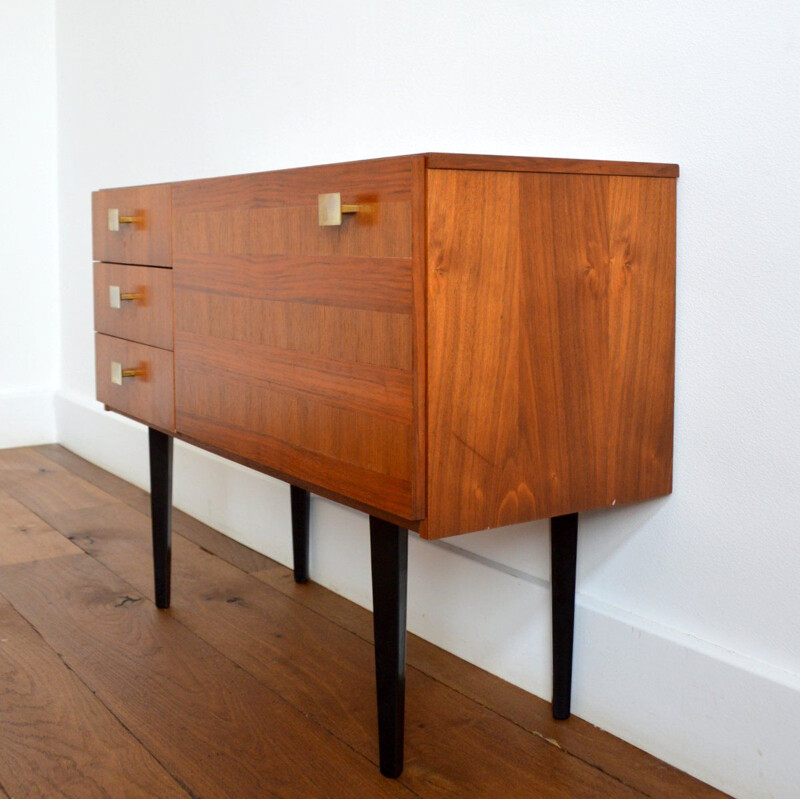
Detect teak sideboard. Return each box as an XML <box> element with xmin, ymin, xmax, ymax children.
<box><xmin>92</xmin><ymin>153</ymin><xmax>678</xmax><ymax>778</ymax></box>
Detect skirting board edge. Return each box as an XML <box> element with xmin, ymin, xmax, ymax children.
<box><xmin>0</xmin><ymin>389</ymin><xmax>57</xmax><ymax>448</ymax></box>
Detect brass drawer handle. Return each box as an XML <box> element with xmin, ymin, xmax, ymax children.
<box><xmin>108</xmin><ymin>208</ymin><xmax>143</xmax><ymax>231</ymax></box>
<box><xmin>109</xmin><ymin>285</ymin><xmax>144</xmax><ymax>308</ymax></box>
<box><xmin>318</xmin><ymin>193</ymin><xmax>360</xmax><ymax>226</ymax></box>
<box><xmin>110</xmin><ymin>361</ymin><xmax>145</xmax><ymax>386</ymax></box>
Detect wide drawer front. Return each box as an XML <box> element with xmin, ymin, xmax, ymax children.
<box><xmin>173</xmin><ymin>252</ymin><xmax>418</xmax><ymax>520</ymax></box>
<box><xmin>95</xmin><ymin>334</ymin><xmax>175</xmax><ymax>431</ymax></box>
<box><xmin>92</xmin><ymin>185</ymin><xmax>172</xmax><ymax>267</ymax></box>
<box><xmin>172</xmin><ymin>156</ymin><xmax>413</xmax><ymax>260</ymax></box>
<box><xmin>93</xmin><ymin>263</ymin><xmax>173</xmax><ymax>350</ymax></box>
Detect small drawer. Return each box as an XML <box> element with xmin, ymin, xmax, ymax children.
<box><xmin>92</xmin><ymin>184</ymin><xmax>172</xmax><ymax>267</ymax></box>
<box><xmin>93</xmin><ymin>263</ymin><xmax>173</xmax><ymax>350</ymax></box>
<box><xmin>95</xmin><ymin>334</ymin><xmax>174</xmax><ymax>431</ymax></box>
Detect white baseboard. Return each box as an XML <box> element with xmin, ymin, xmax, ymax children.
<box><xmin>0</xmin><ymin>389</ymin><xmax>56</xmax><ymax>448</ymax></box>
<box><xmin>54</xmin><ymin>390</ymin><xmax>800</xmax><ymax>797</ymax></box>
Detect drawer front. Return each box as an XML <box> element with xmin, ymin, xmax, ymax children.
<box><xmin>95</xmin><ymin>334</ymin><xmax>174</xmax><ymax>431</ymax></box>
<box><xmin>92</xmin><ymin>185</ymin><xmax>172</xmax><ymax>267</ymax></box>
<box><xmin>172</xmin><ymin>156</ymin><xmax>413</xmax><ymax>260</ymax></box>
<box><xmin>173</xmin><ymin>258</ymin><xmax>419</xmax><ymax>521</ymax></box>
<box><xmin>171</xmin><ymin>155</ymin><xmax>425</xmax><ymax>521</ymax></box>
<box><xmin>93</xmin><ymin>263</ymin><xmax>173</xmax><ymax>350</ymax></box>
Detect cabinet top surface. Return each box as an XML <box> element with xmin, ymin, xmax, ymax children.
<box><xmin>93</xmin><ymin>152</ymin><xmax>679</xmax><ymax>192</ymax></box>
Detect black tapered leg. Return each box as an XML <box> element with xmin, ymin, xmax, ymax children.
<box><xmin>369</xmin><ymin>516</ymin><xmax>408</xmax><ymax>779</ymax></box>
<box><xmin>551</xmin><ymin>512</ymin><xmax>578</xmax><ymax>719</ymax></box>
<box><xmin>148</xmin><ymin>428</ymin><xmax>173</xmax><ymax>610</ymax></box>
<box><xmin>290</xmin><ymin>485</ymin><xmax>310</xmax><ymax>584</ymax></box>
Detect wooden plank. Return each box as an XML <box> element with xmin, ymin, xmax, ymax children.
<box><xmin>0</xmin><ymin>553</ymin><xmax>408</xmax><ymax>799</ymax></box>
<box><xmin>34</xmin><ymin>444</ymin><xmax>277</xmax><ymax>574</ymax></box>
<box><xmin>423</xmin><ymin>170</ymin><xmax>675</xmax><ymax>537</ymax></box>
<box><xmin>93</xmin><ymin>262</ymin><xmax>174</xmax><ymax>350</ymax></box>
<box><xmin>0</xmin><ymin>593</ymin><xmax>186</xmax><ymax>798</ymax></box>
<box><xmin>92</xmin><ymin>184</ymin><xmax>172</xmax><ymax>267</ymax></box>
<box><xmin>251</xmin><ymin>564</ymin><xmax>726</xmax><ymax>800</ymax></box>
<box><xmin>95</xmin><ymin>334</ymin><xmax>175</xmax><ymax>432</ymax></box>
<box><xmin>46</xmin><ymin>500</ymin><xmax>640</xmax><ymax>799</ymax></box>
<box><xmin>0</xmin><ymin>489</ymin><xmax>82</xmax><ymax>565</ymax></box>
<box><xmin>425</xmin><ymin>153</ymin><xmax>679</xmax><ymax>178</ymax></box>
<box><xmin>0</xmin><ymin>448</ymin><xmax>113</xmax><ymax>511</ymax></box>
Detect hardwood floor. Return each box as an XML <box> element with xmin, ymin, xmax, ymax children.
<box><xmin>0</xmin><ymin>446</ymin><xmax>725</xmax><ymax>799</ymax></box>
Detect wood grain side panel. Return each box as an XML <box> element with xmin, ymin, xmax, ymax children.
<box><xmin>173</xmin><ymin>158</ymin><xmax>413</xmax><ymax>259</ymax></box>
<box><xmin>92</xmin><ymin>185</ymin><xmax>172</xmax><ymax>267</ymax></box>
<box><xmin>605</xmin><ymin>176</ymin><xmax>676</xmax><ymax>500</ymax></box>
<box><xmin>425</xmin><ymin>153</ymin><xmax>679</xmax><ymax>178</ymax></box>
<box><xmin>410</xmin><ymin>155</ymin><xmax>428</xmax><ymax>523</ymax></box>
<box><xmin>424</xmin><ymin>171</ymin><xmax>523</xmax><ymax>537</ymax></box>
<box><xmin>173</xmin><ymin>254</ymin><xmax>413</xmax><ymax>313</ymax></box>
<box><xmin>423</xmin><ymin>170</ymin><xmax>675</xmax><ymax>538</ymax></box>
<box><xmin>95</xmin><ymin>335</ymin><xmax>174</xmax><ymax>432</ymax></box>
<box><xmin>93</xmin><ymin>263</ymin><xmax>173</xmax><ymax>350</ymax></box>
<box><xmin>516</xmin><ymin>173</ymin><xmax>612</xmax><ymax>516</ymax></box>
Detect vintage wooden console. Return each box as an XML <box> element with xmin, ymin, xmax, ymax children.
<box><xmin>92</xmin><ymin>153</ymin><xmax>678</xmax><ymax>777</ymax></box>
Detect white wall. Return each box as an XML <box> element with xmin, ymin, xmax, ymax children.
<box><xmin>0</xmin><ymin>0</ymin><xmax>58</xmax><ymax>445</ymax></box>
<box><xmin>52</xmin><ymin>1</ymin><xmax>800</xmax><ymax>796</ymax></box>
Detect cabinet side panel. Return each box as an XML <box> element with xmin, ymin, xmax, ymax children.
<box><xmin>423</xmin><ymin>170</ymin><xmax>675</xmax><ymax>538</ymax></box>
<box><xmin>425</xmin><ymin>170</ymin><xmax>524</xmax><ymax>537</ymax></box>
<box><xmin>605</xmin><ymin>176</ymin><xmax>675</xmax><ymax>501</ymax></box>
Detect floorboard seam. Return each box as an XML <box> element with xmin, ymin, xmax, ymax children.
<box><xmin>26</xmin><ymin>446</ymin><xmax>662</xmax><ymax>797</ymax></box>
<box><xmin>35</xmin><ymin>446</ymin><xmax>276</xmax><ymax>575</ymax></box>
<box><xmin>158</xmin><ymin>606</ymin><xmax>422</xmax><ymax>798</ymax></box>
<box><xmin>0</xmin><ymin>582</ymin><xmax>197</xmax><ymax>799</ymax></box>
<box><xmin>248</xmin><ymin>579</ymin><xmax>654</xmax><ymax>796</ymax></box>
<box><xmin>0</xmin><ymin>497</ymin><xmax>419</xmax><ymax>799</ymax></box>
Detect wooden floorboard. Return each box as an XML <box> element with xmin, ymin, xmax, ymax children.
<box><xmin>0</xmin><ymin>445</ymin><xmax>726</xmax><ymax>798</ymax></box>
<box><xmin>0</xmin><ymin>488</ymin><xmax>82</xmax><ymax>566</ymax></box>
<box><xmin>0</xmin><ymin>552</ymin><xmax>407</xmax><ymax>799</ymax></box>
<box><xmin>34</xmin><ymin>444</ymin><xmax>276</xmax><ymax>574</ymax></box>
<box><xmin>252</xmin><ymin>565</ymin><xmax>725</xmax><ymax>800</ymax></box>
<box><xmin>0</xmin><ymin>593</ymin><xmax>187</xmax><ymax>798</ymax></box>
<box><xmin>44</xmin><ymin>501</ymin><xmax>641</xmax><ymax>798</ymax></box>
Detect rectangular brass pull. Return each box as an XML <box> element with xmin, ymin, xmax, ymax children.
<box><xmin>110</xmin><ymin>361</ymin><xmax>145</xmax><ymax>386</ymax></box>
<box><xmin>109</xmin><ymin>285</ymin><xmax>143</xmax><ymax>309</ymax></box>
<box><xmin>107</xmin><ymin>208</ymin><xmax>143</xmax><ymax>231</ymax></box>
<box><xmin>318</xmin><ymin>192</ymin><xmax>359</xmax><ymax>226</ymax></box>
